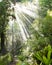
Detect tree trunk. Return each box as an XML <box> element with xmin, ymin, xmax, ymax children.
<box><xmin>0</xmin><ymin>32</ymin><xmax>6</xmax><ymax>54</ymax></box>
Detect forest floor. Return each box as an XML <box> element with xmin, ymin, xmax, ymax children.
<box><xmin>9</xmin><ymin>61</ymin><xmax>16</xmax><ymax>65</ymax></box>
<box><xmin>9</xmin><ymin>57</ymin><xmax>18</xmax><ymax>65</ymax></box>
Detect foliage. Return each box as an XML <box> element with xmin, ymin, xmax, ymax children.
<box><xmin>18</xmin><ymin>55</ymin><xmax>26</xmax><ymax>61</ymax></box>
<box><xmin>33</xmin><ymin>45</ymin><xmax>52</xmax><ymax>65</ymax></box>
<box><xmin>26</xmin><ymin>17</ymin><xmax>50</xmax><ymax>53</ymax></box>
<box><xmin>0</xmin><ymin>0</ymin><xmax>9</xmax><ymax>52</ymax></box>
<box><xmin>16</xmin><ymin>60</ymin><xmax>29</xmax><ymax>65</ymax></box>
<box><xmin>16</xmin><ymin>54</ymin><xmax>29</xmax><ymax>65</ymax></box>
<box><xmin>39</xmin><ymin>0</ymin><xmax>52</xmax><ymax>17</ymax></box>
<box><xmin>0</xmin><ymin>0</ymin><xmax>15</xmax><ymax>52</ymax></box>
<box><xmin>0</xmin><ymin>53</ymin><xmax>12</xmax><ymax>65</ymax></box>
<box><xmin>0</xmin><ymin>0</ymin><xmax>11</xmax><ymax>53</ymax></box>
<box><xmin>26</xmin><ymin>12</ymin><xmax>52</xmax><ymax>65</ymax></box>
<box><xmin>11</xmin><ymin>0</ymin><xmax>28</xmax><ymax>3</ymax></box>
<box><xmin>0</xmin><ymin>0</ymin><xmax>10</xmax><ymax>34</ymax></box>
<box><xmin>0</xmin><ymin>0</ymin><xmax>52</xmax><ymax>65</ymax></box>
<box><xmin>41</xmin><ymin>15</ymin><xmax>52</xmax><ymax>44</ymax></box>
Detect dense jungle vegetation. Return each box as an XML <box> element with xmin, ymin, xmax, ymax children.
<box><xmin>0</xmin><ymin>0</ymin><xmax>52</xmax><ymax>65</ymax></box>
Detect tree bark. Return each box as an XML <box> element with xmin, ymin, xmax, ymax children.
<box><xmin>0</xmin><ymin>32</ymin><xmax>6</xmax><ymax>54</ymax></box>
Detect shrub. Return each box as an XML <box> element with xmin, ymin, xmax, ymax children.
<box><xmin>33</xmin><ymin>45</ymin><xmax>52</xmax><ymax>65</ymax></box>
<box><xmin>0</xmin><ymin>53</ymin><xmax>12</xmax><ymax>65</ymax></box>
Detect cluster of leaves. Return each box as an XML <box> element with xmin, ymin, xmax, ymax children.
<box><xmin>18</xmin><ymin>54</ymin><xmax>26</xmax><ymax>61</ymax></box>
<box><xmin>39</xmin><ymin>0</ymin><xmax>52</xmax><ymax>17</ymax></box>
<box><xmin>41</xmin><ymin>15</ymin><xmax>52</xmax><ymax>44</ymax></box>
<box><xmin>0</xmin><ymin>0</ymin><xmax>10</xmax><ymax>34</ymax></box>
<box><xmin>33</xmin><ymin>45</ymin><xmax>52</xmax><ymax>65</ymax></box>
<box><xmin>16</xmin><ymin>60</ymin><xmax>29</xmax><ymax>65</ymax></box>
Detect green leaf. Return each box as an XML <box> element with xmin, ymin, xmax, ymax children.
<box><xmin>47</xmin><ymin>51</ymin><xmax>51</xmax><ymax>61</ymax></box>
<box><xmin>43</xmin><ymin>56</ymin><xmax>48</xmax><ymax>65</ymax></box>
<box><xmin>35</xmin><ymin>52</ymin><xmax>43</xmax><ymax>62</ymax></box>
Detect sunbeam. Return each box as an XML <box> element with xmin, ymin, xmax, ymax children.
<box><xmin>9</xmin><ymin>0</ymin><xmax>39</xmax><ymax>42</ymax></box>
<box><xmin>16</xmin><ymin>13</ymin><xmax>30</xmax><ymax>38</ymax></box>
<box><xmin>14</xmin><ymin>10</ymin><xmax>27</xmax><ymax>41</ymax></box>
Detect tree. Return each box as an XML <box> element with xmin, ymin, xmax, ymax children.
<box><xmin>0</xmin><ymin>0</ymin><xmax>16</xmax><ymax>54</ymax></box>
<box><xmin>0</xmin><ymin>0</ymin><xmax>16</xmax><ymax>53</ymax></box>
<box><xmin>0</xmin><ymin>1</ymin><xmax>9</xmax><ymax>51</ymax></box>
<box><xmin>39</xmin><ymin>0</ymin><xmax>52</xmax><ymax>17</ymax></box>
<box><xmin>41</xmin><ymin>15</ymin><xmax>52</xmax><ymax>45</ymax></box>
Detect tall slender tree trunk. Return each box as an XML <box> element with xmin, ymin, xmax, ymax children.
<box><xmin>1</xmin><ymin>32</ymin><xmax>6</xmax><ymax>54</ymax></box>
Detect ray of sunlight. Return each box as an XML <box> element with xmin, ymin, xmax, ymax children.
<box><xmin>9</xmin><ymin>0</ymin><xmax>39</xmax><ymax>41</ymax></box>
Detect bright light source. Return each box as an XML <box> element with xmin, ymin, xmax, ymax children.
<box><xmin>0</xmin><ymin>0</ymin><xmax>2</xmax><ymax>2</ymax></box>
<box><xmin>9</xmin><ymin>1</ymin><xmax>39</xmax><ymax>42</ymax></box>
